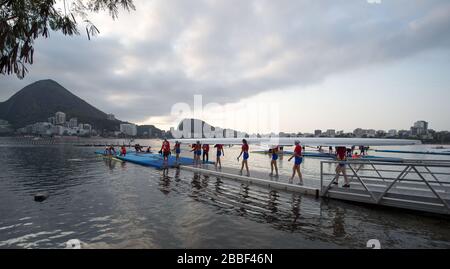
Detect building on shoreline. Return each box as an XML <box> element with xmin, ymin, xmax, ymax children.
<box><xmin>120</xmin><ymin>123</ymin><xmax>137</xmax><ymax>136</ymax></box>
<box><xmin>17</xmin><ymin>112</ymin><xmax>93</xmax><ymax>136</ymax></box>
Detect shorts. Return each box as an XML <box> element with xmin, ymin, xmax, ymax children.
<box><xmin>295</xmin><ymin>157</ymin><xmax>303</xmax><ymax>165</ymax></box>
<box><xmin>175</xmin><ymin>149</ymin><xmax>181</xmax><ymax>154</ymax></box>
<box><xmin>195</xmin><ymin>150</ymin><xmax>202</xmax><ymax>156</ymax></box>
<box><xmin>272</xmin><ymin>154</ymin><xmax>278</xmax><ymax>161</ymax></box>
<box><xmin>339</xmin><ymin>162</ymin><xmax>346</xmax><ymax>167</ymax></box>
<box><xmin>243</xmin><ymin>152</ymin><xmax>249</xmax><ymax>160</ymax></box>
<box><xmin>163</xmin><ymin>151</ymin><xmax>170</xmax><ymax>157</ymax></box>
<box><xmin>217</xmin><ymin>151</ymin><xmax>222</xmax><ymax>157</ymax></box>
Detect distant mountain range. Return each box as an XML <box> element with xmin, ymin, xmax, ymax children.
<box><xmin>0</xmin><ymin>79</ymin><xmax>164</xmax><ymax>136</ymax></box>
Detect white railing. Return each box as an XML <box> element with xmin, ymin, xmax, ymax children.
<box><xmin>320</xmin><ymin>160</ymin><xmax>450</xmax><ymax>213</ymax></box>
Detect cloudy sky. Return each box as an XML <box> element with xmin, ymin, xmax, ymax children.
<box><xmin>1</xmin><ymin>0</ymin><xmax>450</xmax><ymax>133</ymax></box>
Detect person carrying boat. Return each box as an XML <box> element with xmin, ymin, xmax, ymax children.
<box><xmin>237</xmin><ymin>139</ymin><xmax>250</xmax><ymax>176</ymax></box>
<box><xmin>269</xmin><ymin>145</ymin><xmax>279</xmax><ymax>177</ymax></box>
<box><xmin>214</xmin><ymin>144</ymin><xmax>224</xmax><ymax>169</ymax></box>
<box><xmin>288</xmin><ymin>140</ymin><xmax>303</xmax><ymax>185</ymax></box>
<box><xmin>334</xmin><ymin>146</ymin><xmax>350</xmax><ymax>188</ymax></box>
<box><xmin>202</xmin><ymin>144</ymin><xmax>210</xmax><ymax>163</ymax></box>
<box><xmin>173</xmin><ymin>141</ymin><xmax>181</xmax><ymax>163</ymax></box>
<box><xmin>160</xmin><ymin>139</ymin><xmax>171</xmax><ymax>164</ymax></box>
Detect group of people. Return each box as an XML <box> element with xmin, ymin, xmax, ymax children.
<box><xmin>158</xmin><ymin>139</ymin><xmax>225</xmax><ymax>168</ymax></box>
<box><xmin>107</xmin><ymin>139</ymin><xmax>352</xmax><ymax>188</ymax></box>
<box><xmin>104</xmin><ymin>145</ymin><xmax>127</xmax><ymax>156</ymax></box>
<box><xmin>134</xmin><ymin>144</ymin><xmax>152</xmax><ymax>153</ymax></box>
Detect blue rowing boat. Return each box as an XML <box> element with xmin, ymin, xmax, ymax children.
<box><xmin>375</xmin><ymin>149</ymin><xmax>450</xmax><ymax>156</ymax></box>
<box><xmin>253</xmin><ymin>150</ymin><xmax>403</xmax><ymax>162</ymax></box>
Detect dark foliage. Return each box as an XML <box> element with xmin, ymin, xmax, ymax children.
<box><xmin>0</xmin><ymin>0</ymin><xmax>134</xmax><ymax>78</ymax></box>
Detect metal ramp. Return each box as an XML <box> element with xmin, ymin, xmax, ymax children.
<box><xmin>320</xmin><ymin>160</ymin><xmax>450</xmax><ymax>215</ymax></box>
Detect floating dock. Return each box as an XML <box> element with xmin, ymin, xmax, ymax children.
<box><xmin>180</xmin><ymin>164</ymin><xmax>320</xmax><ymax>197</ymax></box>
<box><xmin>94</xmin><ymin>150</ymin><xmax>450</xmax><ymax>216</ymax></box>
<box><xmin>95</xmin><ymin>150</ymin><xmax>213</xmax><ymax>169</ymax></box>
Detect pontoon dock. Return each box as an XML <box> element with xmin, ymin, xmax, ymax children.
<box><xmin>180</xmin><ymin>160</ymin><xmax>450</xmax><ymax>216</ymax></box>
<box><xmin>95</xmin><ymin>150</ymin><xmax>450</xmax><ymax>216</ymax></box>
<box><xmin>179</xmin><ymin>164</ymin><xmax>320</xmax><ymax>197</ymax></box>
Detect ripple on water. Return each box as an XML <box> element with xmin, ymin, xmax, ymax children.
<box><xmin>1</xmin><ymin>143</ymin><xmax>450</xmax><ymax>248</ymax></box>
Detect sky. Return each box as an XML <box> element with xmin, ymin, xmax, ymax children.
<box><xmin>1</xmin><ymin>0</ymin><xmax>450</xmax><ymax>134</ymax></box>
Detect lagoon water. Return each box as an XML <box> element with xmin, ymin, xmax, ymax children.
<box><xmin>1</xmin><ymin>138</ymin><xmax>450</xmax><ymax>249</ymax></box>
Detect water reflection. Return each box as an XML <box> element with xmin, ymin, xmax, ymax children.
<box><xmin>159</xmin><ymin>174</ymin><xmax>171</xmax><ymax>196</ymax></box>
<box><xmin>332</xmin><ymin>207</ymin><xmax>346</xmax><ymax>238</ymax></box>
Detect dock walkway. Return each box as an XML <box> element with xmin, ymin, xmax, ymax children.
<box><xmin>180</xmin><ymin>164</ymin><xmax>320</xmax><ymax>197</ymax></box>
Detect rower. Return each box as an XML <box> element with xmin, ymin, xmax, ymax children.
<box><xmin>173</xmin><ymin>141</ymin><xmax>181</xmax><ymax>163</ymax></box>
<box><xmin>288</xmin><ymin>140</ymin><xmax>303</xmax><ymax>185</ymax></box>
<box><xmin>334</xmin><ymin>146</ymin><xmax>350</xmax><ymax>188</ymax></box>
<box><xmin>191</xmin><ymin>141</ymin><xmax>202</xmax><ymax>166</ymax></box>
<box><xmin>202</xmin><ymin>143</ymin><xmax>210</xmax><ymax>163</ymax></box>
<box><xmin>160</xmin><ymin>139</ymin><xmax>171</xmax><ymax>165</ymax></box>
<box><xmin>237</xmin><ymin>139</ymin><xmax>250</xmax><ymax>176</ymax></box>
<box><xmin>120</xmin><ymin>145</ymin><xmax>126</xmax><ymax>156</ymax></box>
<box><xmin>269</xmin><ymin>145</ymin><xmax>279</xmax><ymax>177</ymax></box>
<box><xmin>214</xmin><ymin>144</ymin><xmax>224</xmax><ymax>169</ymax></box>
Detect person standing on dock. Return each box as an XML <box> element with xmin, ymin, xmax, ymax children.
<box><xmin>202</xmin><ymin>144</ymin><xmax>210</xmax><ymax>163</ymax></box>
<box><xmin>334</xmin><ymin>146</ymin><xmax>350</xmax><ymax>188</ymax></box>
<box><xmin>173</xmin><ymin>141</ymin><xmax>181</xmax><ymax>164</ymax></box>
<box><xmin>214</xmin><ymin>144</ymin><xmax>224</xmax><ymax>169</ymax></box>
<box><xmin>288</xmin><ymin>140</ymin><xmax>303</xmax><ymax>185</ymax></box>
<box><xmin>160</xmin><ymin>139</ymin><xmax>171</xmax><ymax>166</ymax></box>
<box><xmin>237</xmin><ymin>139</ymin><xmax>250</xmax><ymax>176</ymax></box>
<box><xmin>120</xmin><ymin>145</ymin><xmax>127</xmax><ymax>156</ymax></box>
<box><xmin>191</xmin><ymin>141</ymin><xmax>202</xmax><ymax>166</ymax></box>
<box><xmin>269</xmin><ymin>145</ymin><xmax>279</xmax><ymax>177</ymax></box>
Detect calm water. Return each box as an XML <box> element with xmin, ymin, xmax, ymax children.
<box><xmin>1</xmin><ymin>138</ymin><xmax>450</xmax><ymax>249</ymax></box>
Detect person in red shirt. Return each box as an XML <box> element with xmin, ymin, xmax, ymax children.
<box><xmin>190</xmin><ymin>141</ymin><xmax>202</xmax><ymax>166</ymax></box>
<box><xmin>214</xmin><ymin>144</ymin><xmax>224</xmax><ymax>169</ymax></box>
<box><xmin>288</xmin><ymin>140</ymin><xmax>303</xmax><ymax>185</ymax></box>
<box><xmin>237</xmin><ymin>139</ymin><xmax>250</xmax><ymax>176</ymax></box>
<box><xmin>160</xmin><ymin>139</ymin><xmax>171</xmax><ymax>165</ymax></box>
<box><xmin>202</xmin><ymin>144</ymin><xmax>210</xmax><ymax>163</ymax></box>
<box><xmin>120</xmin><ymin>145</ymin><xmax>126</xmax><ymax>156</ymax></box>
<box><xmin>335</xmin><ymin>146</ymin><xmax>350</xmax><ymax>188</ymax></box>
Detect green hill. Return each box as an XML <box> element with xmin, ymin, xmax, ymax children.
<box><xmin>0</xmin><ymin>79</ymin><xmax>121</xmax><ymax>131</ymax></box>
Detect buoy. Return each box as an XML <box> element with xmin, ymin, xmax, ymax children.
<box><xmin>34</xmin><ymin>192</ymin><xmax>49</xmax><ymax>202</ymax></box>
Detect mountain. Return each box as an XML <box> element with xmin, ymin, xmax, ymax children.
<box><xmin>0</xmin><ymin>79</ymin><xmax>122</xmax><ymax>131</ymax></box>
